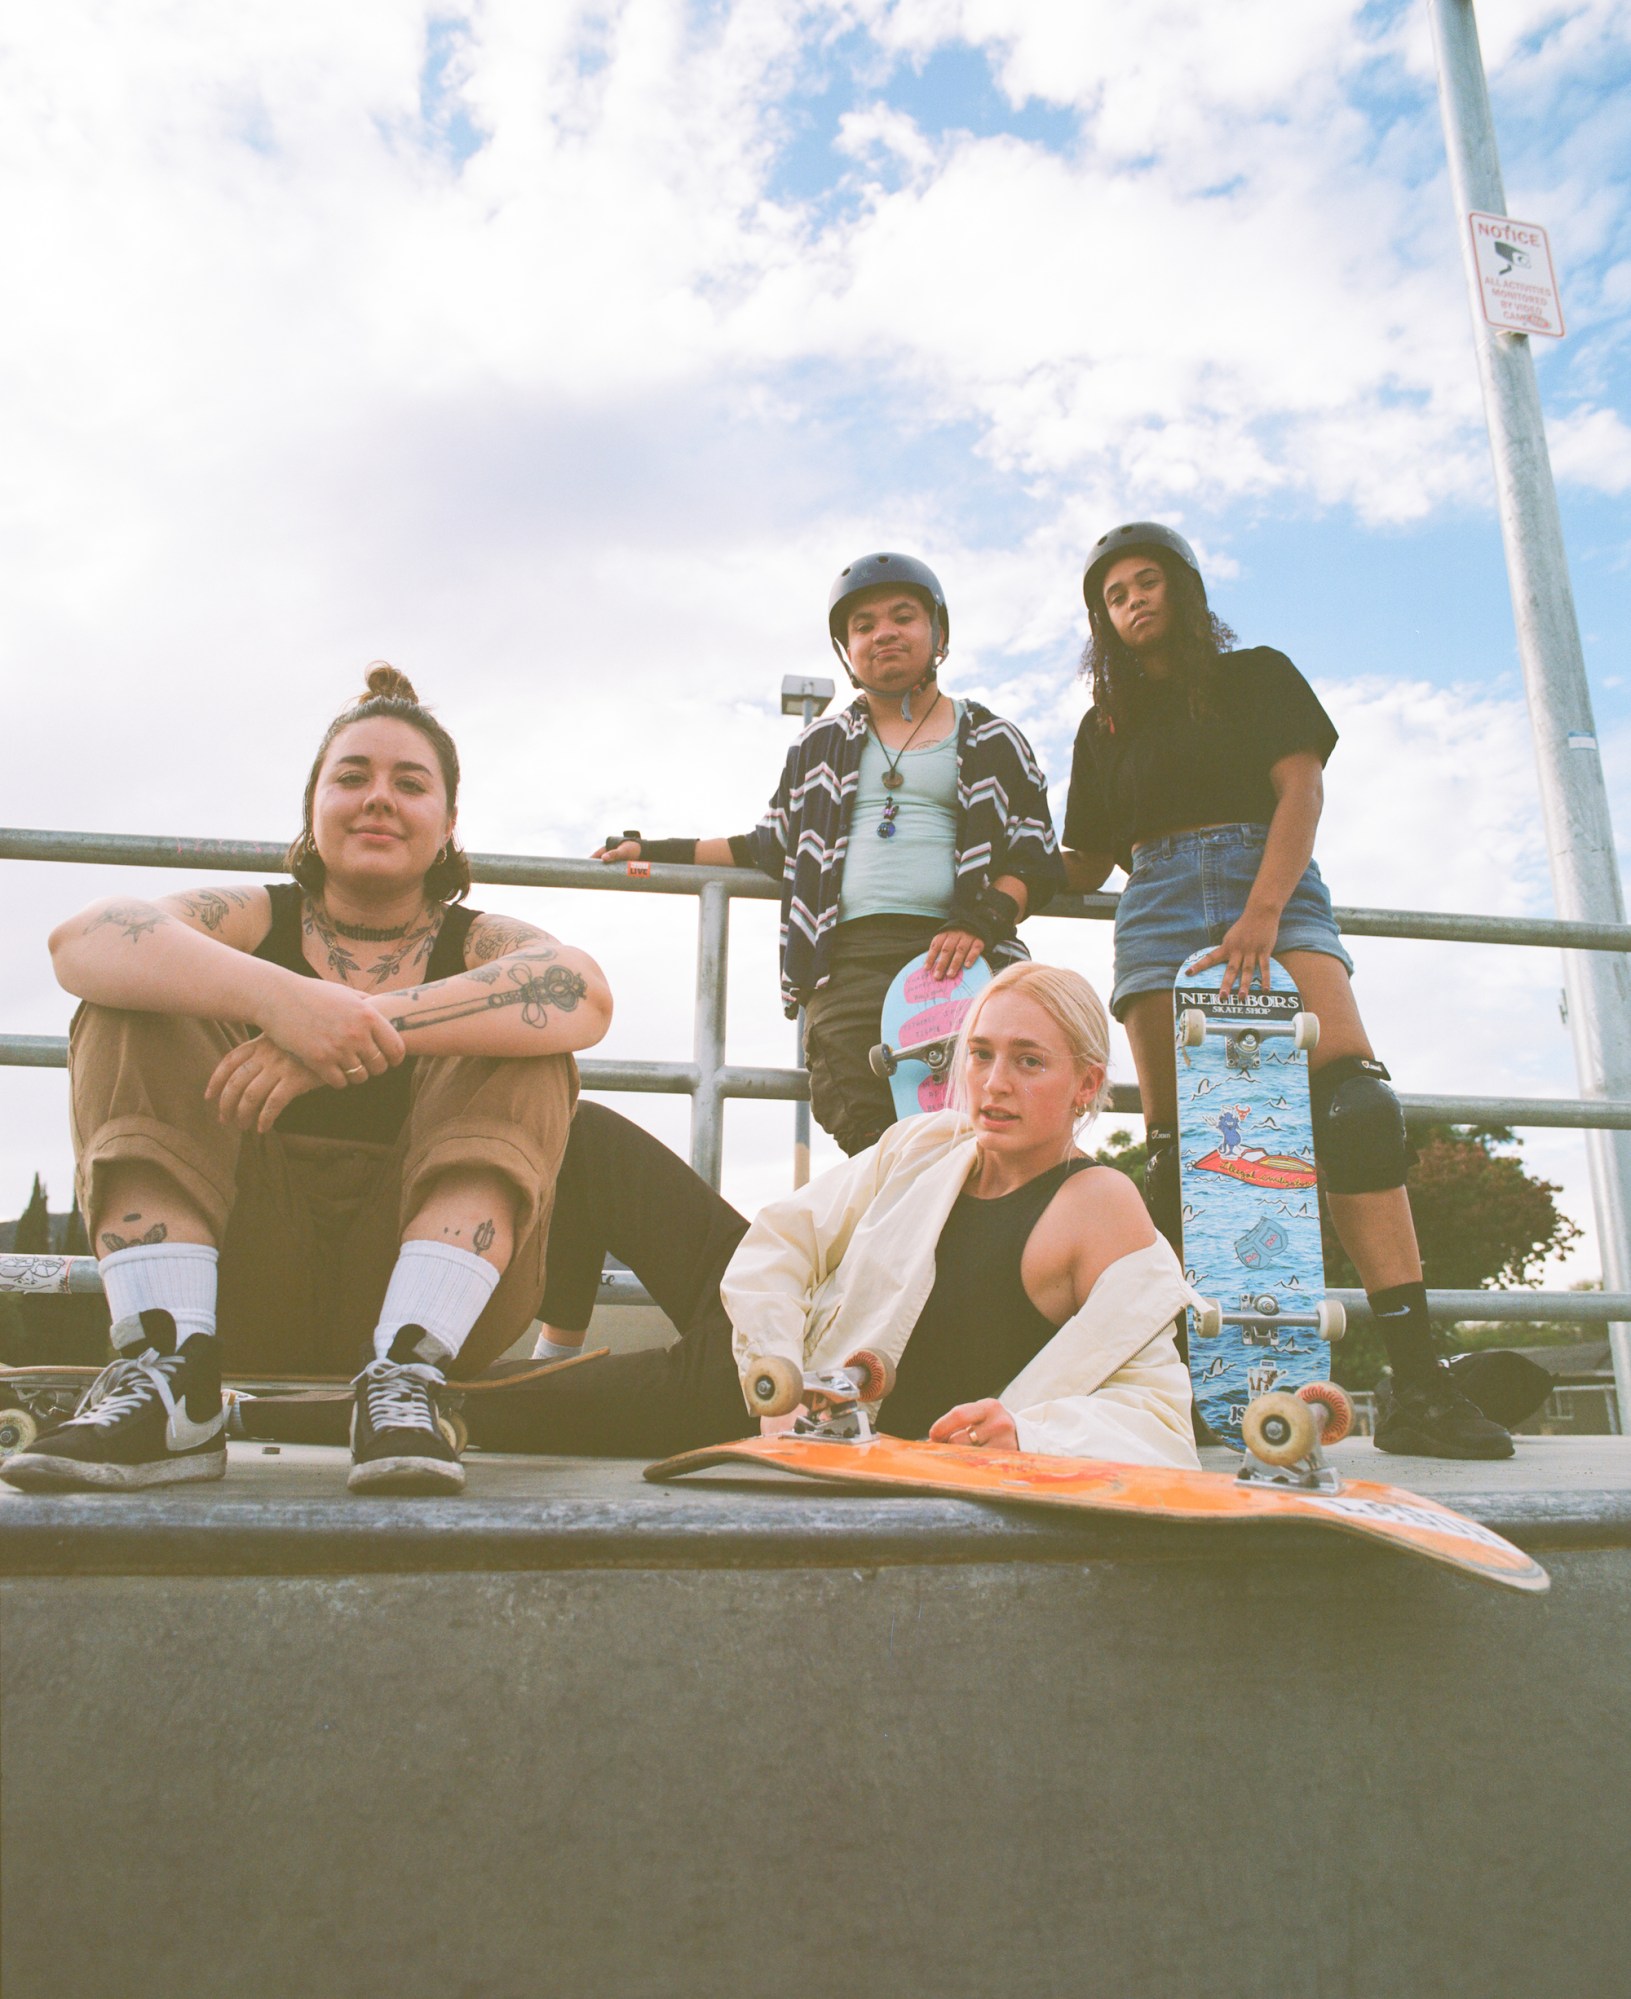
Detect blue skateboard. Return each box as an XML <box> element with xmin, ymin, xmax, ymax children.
<box><xmin>868</xmin><ymin>952</ymin><xmax>993</xmax><ymax>1120</ymax></box>
<box><xmin>1172</xmin><ymin>951</ymin><xmax>1345</xmax><ymax>1445</ymax></box>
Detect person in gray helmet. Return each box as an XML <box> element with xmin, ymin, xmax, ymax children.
<box><xmin>1060</xmin><ymin>521</ymin><xmax>1514</xmax><ymax>1460</ymax></box>
<box><xmin>598</xmin><ymin>552</ymin><xmax>1064</xmax><ymax>1156</ymax></box>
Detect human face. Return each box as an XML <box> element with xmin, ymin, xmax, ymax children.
<box><xmin>845</xmin><ymin>586</ymin><xmax>937</xmax><ymax>695</ymax></box>
<box><xmin>1100</xmin><ymin>553</ymin><xmax>1172</xmax><ymax>661</ymax></box>
<box><xmin>310</xmin><ymin>716</ymin><xmax>454</xmax><ymax>898</ymax></box>
<box><xmin>962</xmin><ymin>990</ymin><xmax>1102</xmax><ymax>1164</ymax></box>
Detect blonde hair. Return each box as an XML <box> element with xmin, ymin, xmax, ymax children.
<box><xmin>951</xmin><ymin>962</ymin><xmax>1113</xmax><ymax>1130</ymax></box>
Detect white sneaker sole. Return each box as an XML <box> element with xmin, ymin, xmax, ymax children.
<box><xmin>0</xmin><ymin>1446</ymin><xmax>227</xmax><ymax>1492</ymax></box>
<box><xmin>347</xmin><ymin>1453</ymin><xmax>466</xmax><ymax>1495</ymax></box>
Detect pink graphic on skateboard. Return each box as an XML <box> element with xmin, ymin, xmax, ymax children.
<box><xmin>869</xmin><ymin>950</ymin><xmax>994</xmax><ymax>1119</ymax></box>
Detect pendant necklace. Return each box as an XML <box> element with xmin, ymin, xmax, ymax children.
<box><xmin>874</xmin><ymin>689</ymin><xmax>942</xmax><ymax>839</ymax></box>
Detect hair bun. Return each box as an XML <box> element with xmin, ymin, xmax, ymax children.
<box><xmin>360</xmin><ymin>660</ymin><xmax>419</xmax><ymax>706</ymax></box>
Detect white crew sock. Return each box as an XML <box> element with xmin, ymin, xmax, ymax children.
<box><xmin>373</xmin><ymin>1240</ymin><xmax>501</xmax><ymax>1367</ymax></box>
<box><xmin>531</xmin><ymin>1326</ymin><xmax>587</xmax><ymax>1363</ymax></box>
<box><xmin>100</xmin><ymin>1243</ymin><xmax>219</xmax><ymax>1353</ymax></box>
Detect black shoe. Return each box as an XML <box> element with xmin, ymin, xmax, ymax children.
<box><xmin>0</xmin><ymin>1310</ymin><xmax>226</xmax><ymax>1491</ymax></box>
<box><xmin>1373</xmin><ymin>1366</ymin><xmax>1515</xmax><ymax>1461</ymax></box>
<box><xmin>348</xmin><ymin>1350</ymin><xmax>465</xmax><ymax>1495</ymax></box>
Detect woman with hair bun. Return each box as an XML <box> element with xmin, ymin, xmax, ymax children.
<box><xmin>8</xmin><ymin>665</ymin><xmax>612</xmax><ymax>1497</ymax></box>
<box><xmin>1062</xmin><ymin>524</ymin><xmax>1513</xmax><ymax>1459</ymax></box>
<box><xmin>464</xmin><ymin>960</ymin><xmax>1200</xmax><ymax>1471</ymax></box>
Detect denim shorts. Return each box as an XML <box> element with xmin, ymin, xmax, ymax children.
<box><xmin>1110</xmin><ymin>824</ymin><xmax>1353</xmax><ymax>1021</ymax></box>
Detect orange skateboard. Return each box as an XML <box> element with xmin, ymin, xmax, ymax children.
<box><xmin>651</xmin><ymin>1358</ymin><xmax>1548</xmax><ymax>1595</ymax></box>
<box><xmin>0</xmin><ymin>1351</ymin><xmax>609</xmax><ymax>1458</ymax></box>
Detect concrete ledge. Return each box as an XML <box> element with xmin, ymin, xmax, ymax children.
<box><xmin>2</xmin><ymin>1438</ymin><xmax>1627</xmax><ymax>1577</ymax></box>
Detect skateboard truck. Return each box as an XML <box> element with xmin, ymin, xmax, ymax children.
<box><xmin>741</xmin><ymin>1349</ymin><xmax>898</xmax><ymax>1443</ymax></box>
<box><xmin>1235</xmin><ymin>1382</ymin><xmax>1353</xmax><ymax>1495</ymax></box>
<box><xmin>1192</xmin><ymin>1296</ymin><xmax>1346</xmax><ymax>1343</ymax></box>
<box><xmin>868</xmin><ymin>1034</ymin><xmax>956</xmax><ymax>1082</ymax></box>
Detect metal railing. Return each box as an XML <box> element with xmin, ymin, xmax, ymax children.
<box><xmin>4</xmin><ymin>826</ymin><xmax>1631</xmax><ymax>1371</ymax></box>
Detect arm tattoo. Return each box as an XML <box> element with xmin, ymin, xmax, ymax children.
<box><xmin>176</xmin><ymin>888</ymin><xmax>250</xmax><ymax>932</ymax></box>
<box><xmin>473</xmin><ymin>1218</ymin><xmax>496</xmax><ymax>1254</ymax></box>
<box><xmin>468</xmin><ymin>916</ymin><xmax>552</xmax><ymax>965</ymax></box>
<box><xmin>88</xmin><ymin>903</ymin><xmax>169</xmax><ymax>943</ymax></box>
<box><xmin>390</xmin><ymin>959</ymin><xmax>588</xmax><ymax>1033</ymax></box>
<box><xmin>100</xmin><ymin>1221</ymin><xmax>169</xmax><ymax>1252</ymax></box>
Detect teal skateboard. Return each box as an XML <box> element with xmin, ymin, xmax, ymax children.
<box><xmin>868</xmin><ymin>950</ymin><xmax>993</xmax><ymax>1119</ymax></box>
<box><xmin>1172</xmin><ymin>951</ymin><xmax>1344</xmax><ymax>1445</ymax></box>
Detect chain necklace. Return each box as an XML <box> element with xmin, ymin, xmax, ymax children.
<box><xmin>873</xmin><ymin>688</ymin><xmax>943</xmax><ymax>840</ymax></box>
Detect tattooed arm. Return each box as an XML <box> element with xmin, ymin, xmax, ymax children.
<box><xmin>49</xmin><ymin>890</ymin><xmax>405</xmax><ymax>1088</ymax></box>
<box><xmin>368</xmin><ymin>920</ymin><xmax>613</xmax><ymax>1057</ymax></box>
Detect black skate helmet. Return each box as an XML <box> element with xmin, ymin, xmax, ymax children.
<box><xmin>1082</xmin><ymin>522</ymin><xmax>1204</xmax><ymax>616</ymax></box>
<box><xmin>827</xmin><ymin>552</ymin><xmax>950</xmax><ymax>668</ymax></box>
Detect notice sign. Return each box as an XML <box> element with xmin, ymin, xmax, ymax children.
<box><xmin>1468</xmin><ymin>212</ymin><xmax>1565</xmax><ymax>337</ymax></box>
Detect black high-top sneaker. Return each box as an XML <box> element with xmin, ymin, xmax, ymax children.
<box><xmin>1</xmin><ymin>1309</ymin><xmax>226</xmax><ymax>1491</ymax></box>
<box><xmin>348</xmin><ymin>1327</ymin><xmax>465</xmax><ymax>1495</ymax></box>
<box><xmin>1373</xmin><ymin>1363</ymin><xmax>1515</xmax><ymax>1460</ymax></box>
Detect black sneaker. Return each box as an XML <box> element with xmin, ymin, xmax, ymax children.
<box><xmin>348</xmin><ymin>1347</ymin><xmax>464</xmax><ymax>1495</ymax></box>
<box><xmin>1374</xmin><ymin>1365</ymin><xmax>1515</xmax><ymax>1461</ymax></box>
<box><xmin>0</xmin><ymin>1309</ymin><xmax>226</xmax><ymax>1491</ymax></box>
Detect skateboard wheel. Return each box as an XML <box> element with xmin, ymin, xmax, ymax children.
<box><xmin>1178</xmin><ymin>1009</ymin><xmax>1207</xmax><ymax>1048</ymax></box>
<box><xmin>1194</xmin><ymin>1298</ymin><xmax>1222</xmax><ymax>1340</ymax></box>
<box><xmin>0</xmin><ymin>1408</ymin><xmax>39</xmax><ymax>1457</ymax></box>
<box><xmin>1291</xmin><ymin>1011</ymin><xmax>1319</xmax><ymax>1054</ymax></box>
<box><xmin>868</xmin><ymin>1043</ymin><xmax>897</xmax><ymax>1080</ymax></box>
<box><xmin>1297</xmin><ymin>1381</ymin><xmax>1353</xmax><ymax>1446</ymax></box>
<box><xmin>844</xmin><ymin>1348</ymin><xmax>896</xmax><ymax>1401</ymax></box>
<box><xmin>743</xmin><ymin>1354</ymin><xmax>803</xmax><ymax>1418</ymax></box>
<box><xmin>1316</xmin><ymin>1298</ymin><xmax>1346</xmax><ymax>1343</ymax></box>
<box><xmin>438</xmin><ymin>1411</ymin><xmax>469</xmax><ymax>1456</ymax></box>
<box><xmin>1241</xmin><ymin>1390</ymin><xmax>1316</xmax><ymax>1466</ymax></box>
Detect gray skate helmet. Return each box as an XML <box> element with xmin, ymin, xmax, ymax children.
<box><xmin>1082</xmin><ymin>522</ymin><xmax>1204</xmax><ymax>616</ymax></box>
<box><xmin>827</xmin><ymin>552</ymin><xmax>950</xmax><ymax>667</ymax></box>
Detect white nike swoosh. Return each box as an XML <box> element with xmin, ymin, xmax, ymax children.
<box><xmin>154</xmin><ymin>1372</ymin><xmax>224</xmax><ymax>1451</ymax></box>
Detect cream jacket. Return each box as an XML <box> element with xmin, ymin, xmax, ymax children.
<box><xmin>720</xmin><ymin>1110</ymin><xmax>1201</xmax><ymax>1469</ymax></box>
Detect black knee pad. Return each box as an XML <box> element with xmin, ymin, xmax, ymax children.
<box><xmin>1143</xmin><ymin>1123</ymin><xmax>1183</xmax><ymax>1252</ymax></box>
<box><xmin>1310</xmin><ymin>1056</ymin><xmax>1414</xmax><ymax>1194</ymax></box>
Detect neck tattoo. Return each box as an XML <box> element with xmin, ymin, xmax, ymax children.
<box><xmin>328</xmin><ymin>914</ymin><xmax>414</xmax><ymax>941</ymax></box>
<box><xmin>873</xmin><ymin>688</ymin><xmax>943</xmax><ymax>840</ymax></box>
<box><xmin>305</xmin><ymin>897</ymin><xmax>442</xmax><ymax>989</ymax></box>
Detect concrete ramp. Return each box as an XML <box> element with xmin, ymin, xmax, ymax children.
<box><xmin>3</xmin><ymin>1440</ymin><xmax>1629</xmax><ymax>1999</ymax></box>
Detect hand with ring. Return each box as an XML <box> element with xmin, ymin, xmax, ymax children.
<box><xmin>206</xmin><ymin>1036</ymin><xmax>329</xmax><ymax>1134</ymax></box>
<box><xmin>927</xmin><ymin>1397</ymin><xmax>1018</xmax><ymax>1452</ymax></box>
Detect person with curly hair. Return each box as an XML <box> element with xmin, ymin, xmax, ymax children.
<box><xmin>1061</xmin><ymin>523</ymin><xmax>1512</xmax><ymax>1459</ymax></box>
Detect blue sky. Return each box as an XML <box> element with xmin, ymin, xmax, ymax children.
<box><xmin>1</xmin><ymin>0</ymin><xmax>1627</xmax><ymax>1269</ymax></box>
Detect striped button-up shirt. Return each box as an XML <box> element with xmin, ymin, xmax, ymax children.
<box><xmin>735</xmin><ymin>697</ymin><xmax>1064</xmax><ymax>1014</ymax></box>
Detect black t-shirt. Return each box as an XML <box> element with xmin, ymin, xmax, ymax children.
<box><xmin>1063</xmin><ymin>647</ymin><xmax>1338</xmax><ymax>873</ymax></box>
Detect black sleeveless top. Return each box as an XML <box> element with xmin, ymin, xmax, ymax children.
<box><xmin>251</xmin><ymin>883</ymin><xmax>479</xmax><ymax>1143</ymax></box>
<box><xmin>883</xmin><ymin>1158</ymin><xmax>1091</xmax><ymax>1440</ymax></box>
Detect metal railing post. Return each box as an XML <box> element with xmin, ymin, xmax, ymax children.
<box><xmin>691</xmin><ymin>879</ymin><xmax>729</xmax><ymax>1188</ymax></box>
<box><xmin>1427</xmin><ymin>0</ymin><xmax>1631</xmax><ymax>1429</ymax></box>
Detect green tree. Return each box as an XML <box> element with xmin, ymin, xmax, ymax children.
<box><xmin>14</xmin><ymin>1174</ymin><xmax>50</xmax><ymax>1253</ymax></box>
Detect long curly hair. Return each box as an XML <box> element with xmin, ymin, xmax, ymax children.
<box><xmin>286</xmin><ymin>663</ymin><xmax>472</xmax><ymax>905</ymax></box>
<box><xmin>1080</xmin><ymin>548</ymin><xmax>1236</xmax><ymax>734</ymax></box>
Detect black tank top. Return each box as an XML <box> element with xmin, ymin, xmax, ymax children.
<box><xmin>251</xmin><ymin>883</ymin><xmax>479</xmax><ymax>1143</ymax></box>
<box><xmin>883</xmin><ymin>1157</ymin><xmax>1091</xmax><ymax>1440</ymax></box>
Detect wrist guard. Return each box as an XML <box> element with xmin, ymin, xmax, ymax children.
<box><xmin>643</xmin><ymin>838</ymin><xmax>699</xmax><ymax>865</ymax></box>
<box><xmin>948</xmin><ymin>886</ymin><xmax>1020</xmax><ymax>950</ymax></box>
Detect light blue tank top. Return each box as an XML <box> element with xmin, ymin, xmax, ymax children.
<box><xmin>838</xmin><ymin>708</ymin><xmax>961</xmax><ymax>923</ymax></box>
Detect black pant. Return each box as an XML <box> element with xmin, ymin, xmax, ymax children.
<box><xmin>466</xmin><ymin>1102</ymin><xmax>754</xmax><ymax>1458</ymax></box>
<box><xmin>802</xmin><ymin>913</ymin><xmax>942</xmax><ymax>1154</ymax></box>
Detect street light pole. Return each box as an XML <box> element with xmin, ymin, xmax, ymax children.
<box><xmin>781</xmin><ymin>676</ymin><xmax>835</xmax><ymax>1188</ymax></box>
<box><xmin>1426</xmin><ymin>0</ymin><xmax>1631</xmax><ymax>1423</ymax></box>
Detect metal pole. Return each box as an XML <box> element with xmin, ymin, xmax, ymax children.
<box><xmin>691</xmin><ymin>879</ymin><xmax>730</xmax><ymax>1187</ymax></box>
<box><xmin>1427</xmin><ymin>0</ymin><xmax>1631</xmax><ymax>1427</ymax></box>
<box><xmin>792</xmin><ymin>690</ymin><xmax>818</xmax><ymax>1188</ymax></box>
